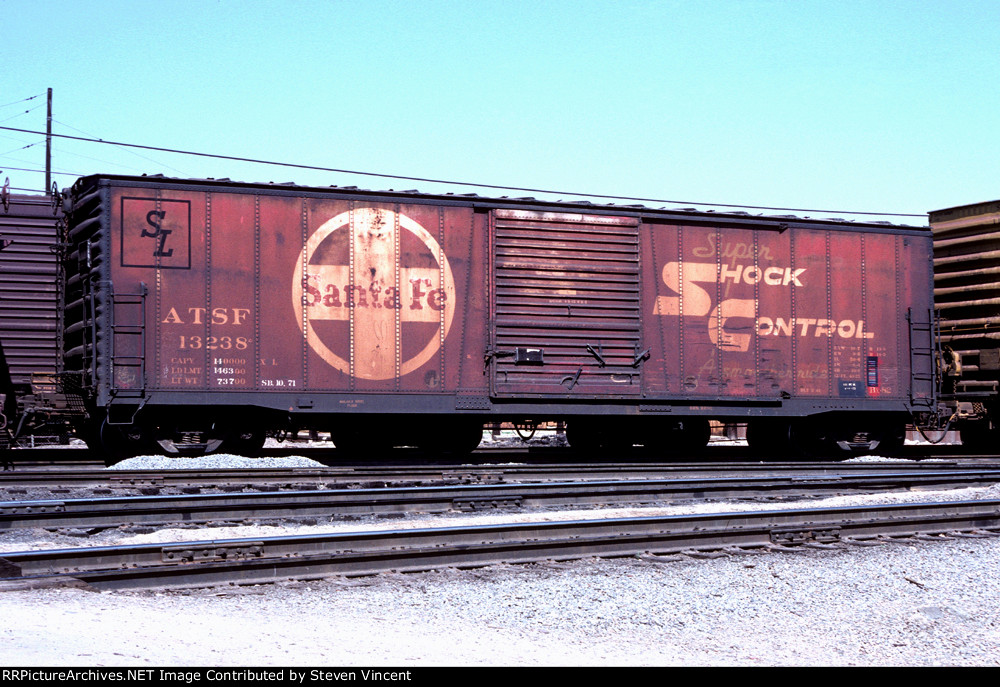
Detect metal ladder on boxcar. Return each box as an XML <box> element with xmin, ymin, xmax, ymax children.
<box><xmin>908</xmin><ymin>307</ymin><xmax>938</xmax><ymax>410</ymax></box>
<box><xmin>109</xmin><ymin>283</ymin><xmax>147</xmax><ymax>400</ymax></box>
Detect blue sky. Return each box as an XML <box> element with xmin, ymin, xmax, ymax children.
<box><xmin>3</xmin><ymin>0</ymin><xmax>998</xmax><ymax>219</ymax></box>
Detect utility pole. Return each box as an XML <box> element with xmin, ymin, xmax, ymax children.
<box><xmin>45</xmin><ymin>88</ymin><xmax>52</xmax><ymax>194</ymax></box>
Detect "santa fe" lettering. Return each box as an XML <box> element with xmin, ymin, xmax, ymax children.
<box><xmin>304</xmin><ymin>275</ymin><xmax>447</xmax><ymax>311</ymax></box>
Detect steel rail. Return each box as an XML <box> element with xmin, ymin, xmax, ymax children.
<box><xmin>4</xmin><ymin>468</ymin><xmax>1000</xmax><ymax>530</ymax></box>
<box><xmin>3</xmin><ymin>499</ymin><xmax>999</xmax><ymax>591</ymax></box>
<box><xmin>3</xmin><ymin>470</ymin><xmax>1000</xmax><ymax>530</ymax></box>
<box><xmin>0</xmin><ymin>459</ymin><xmax>994</xmax><ymax>492</ymax></box>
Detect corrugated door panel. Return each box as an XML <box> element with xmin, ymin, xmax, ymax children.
<box><xmin>491</xmin><ymin>209</ymin><xmax>642</xmax><ymax>397</ymax></box>
<box><xmin>0</xmin><ymin>196</ymin><xmax>61</xmax><ymax>385</ymax></box>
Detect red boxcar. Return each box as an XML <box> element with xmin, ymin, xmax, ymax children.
<box><xmin>61</xmin><ymin>175</ymin><xmax>934</xmax><ymax>459</ymax></box>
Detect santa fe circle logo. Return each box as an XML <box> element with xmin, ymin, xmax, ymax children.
<box><xmin>292</xmin><ymin>208</ymin><xmax>456</xmax><ymax>380</ymax></box>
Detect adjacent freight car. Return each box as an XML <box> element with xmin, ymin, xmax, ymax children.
<box><xmin>0</xmin><ymin>190</ymin><xmax>77</xmax><ymax>446</ymax></box>
<box><xmin>930</xmin><ymin>199</ymin><xmax>1000</xmax><ymax>448</ymax></box>
<box><xmin>29</xmin><ymin>173</ymin><xmax>930</xmax><ymax>462</ymax></box>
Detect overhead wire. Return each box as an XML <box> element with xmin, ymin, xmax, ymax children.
<box><xmin>0</xmin><ymin>164</ymin><xmax>85</xmax><ymax>178</ymax></box>
<box><xmin>0</xmin><ymin>93</ymin><xmax>45</xmax><ymax>110</ymax></box>
<box><xmin>46</xmin><ymin>145</ymin><xmax>157</xmax><ymax>175</ymax></box>
<box><xmin>0</xmin><ymin>125</ymin><xmax>925</xmax><ymax>218</ymax></box>
<box><xmin>51</xmin><ymin>117</ymin><xmax>188</xmax><ymax>175</ymax></box>
<box><xmin>0</xmin><ymin>103</ymin><xmax>45</xmax><ymax>124</ymax></box>
<box><xmin>0</xmin><ymin>140</ymin><xmax>43</xmax><ymax>157</ymax></box>
<box><xmin>0</xmin><ymin>162</ymin><xmax>86</xmax><ymax>177</ymax></box>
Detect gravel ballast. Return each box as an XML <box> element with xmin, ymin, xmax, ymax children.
<box><xmin>2</xmin><ymin>445</ymin><xmax>999</xmax><ymax>667</ymax></box>
<box><xmin>2</xmin><ymin>536</ymin><xmax>998</xmax><ymax>666</ymax></box>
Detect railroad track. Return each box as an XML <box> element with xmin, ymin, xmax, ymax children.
<box><xmin>4</xmin><ymin>459</ymin><xmax>1000</xmax><ymax>495</ymax></box>
<box><xmin>3</xmin><ymin>468</ymin><xmax>1000</xmax><ymax>530</ymax></box>
<box><xmin>3</xmin><ymin>499</ymin><xmax>998</xmax><ymax>591</ymax></box>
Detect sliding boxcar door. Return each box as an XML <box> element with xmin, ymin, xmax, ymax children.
<box><xmin>490</xmin><ymin>209</ymin><xmax>643</xmax><ymax>397</ymax></box>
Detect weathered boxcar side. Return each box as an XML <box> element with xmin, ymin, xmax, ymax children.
<box><xmin>61</xmin><ymin>174</ymin><xmax>934</xmax><ymax>458</ymax></box>
<box><xmin>491</xmin><ymin>205</ymin><xmax>934</xmax><ymax>452</ymax></box>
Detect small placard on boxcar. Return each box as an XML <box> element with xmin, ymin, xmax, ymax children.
<box><xmin>514</xmin><ymin>348</ymin><xmax>544</xmax><ymax>365</ymax></box>
<box><xmin>838</xmin><ymin>380</ymin><xmax>864</xmax><ymax>398</ymax></box>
